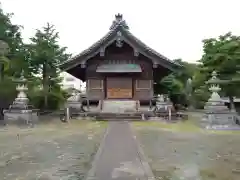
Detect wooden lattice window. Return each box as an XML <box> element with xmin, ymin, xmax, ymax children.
<box><xmin>87</xmin><ymin>79</ymin><xmax>103</xmax><ymax>90</ymax></box>
<box><xmin>136</xmin><ymin>80</ymin><xmax>151</xmax><ymax>89</ymax></box>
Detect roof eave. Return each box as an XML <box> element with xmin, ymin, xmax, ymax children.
<box><xmin>58</xmin><ymin>23</ymin><xmax>180</xmax><ymax>72</ymax></box>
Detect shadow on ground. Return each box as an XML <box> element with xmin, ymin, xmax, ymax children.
<box><xmin>0</xmin><ymin>119</ymin><xmax>107</xmax><ymax>180</ymax></box>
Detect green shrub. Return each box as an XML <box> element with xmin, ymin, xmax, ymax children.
<box><xmin>28</xmin><ymin>90</ymin><xmax>66</xmax><ymax>110</ymax></box>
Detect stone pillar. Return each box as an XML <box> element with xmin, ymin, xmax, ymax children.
<box><xmin>3</xmin><ymin>71</ymin><xmax>38</xmax><ymax>126</ymax></box>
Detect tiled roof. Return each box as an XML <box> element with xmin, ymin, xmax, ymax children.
<box><xmin>59</xmin><ymin>14</ymin><xmax>180</xmax><ymax>70</ymax></box>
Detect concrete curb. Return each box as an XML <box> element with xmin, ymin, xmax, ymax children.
<box><xmin>84</xmin><ymin>122</ymin><xmax>111</xmax><ymax>180</ymax></box>
<box><xmin>129</xmin><ymin>123</ymin><xmax>156</xmax><ymax>180</ymax></box>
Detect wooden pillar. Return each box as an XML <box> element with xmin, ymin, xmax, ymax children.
<box><xmin>86</xmin><ymin>80</ymin><xmax>90</xmax><ymax>110</ymax></box>
<box><xmin>149</xmin><ymin>98</ymin><xmax>152</xmax><ymax>110</ymax></box>
<box><xmin>149</xmin><ymin>79</ymin><xmax>153</xmax><ymax>109</ymax></box>
<box><xmin>100</xmin><ymin>79</ymin><xmax>104</xmax><ymax>111</ymax></box>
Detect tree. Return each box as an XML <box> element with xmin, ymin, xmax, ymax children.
<box><xmin>0</xmin><ymin>40</ymin><xmax>10</xmax><ymax>80</ymax></box>
<box><xmin>0</xmin><ymin>6</ymin><xmax>26</xmax><ymax>115</ymax></box>
<box><xmin>173</xmin><ymin>59</ymin><xmax>198</xmax><ymax>84</ymax></box>
<box><xmin>28</xmin><ymin>23</ymin><xmax>71</xmax><ymax>109</ymax></box>
<box><xmin>156</xmin><ymin>59</ymin><xmax>198</xmax><ymax>107</ymax></box>
<box><xmin>0</xmin><ymin>5</ymin><xmax>25</xmax><ymax>78</ymax></box>
<box><xmin>154</xmin><ymin>59</ymin><xmax>197</xmax><ymax>106</ymax></box>
<box><xmin>199</xmin><ymin>32</ymin><xmax>240</xmax><ymax>109</ymax></box>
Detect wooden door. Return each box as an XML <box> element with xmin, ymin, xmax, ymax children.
<box><xmin>106</xmin><ymin>77</ymin><xmax>132</xmax><ymax>99</ymax></box>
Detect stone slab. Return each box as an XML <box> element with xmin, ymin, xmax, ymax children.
<box><xmin>102</xmin><ymin>100</ymin><xmax>137</xmax><ymax>113</ymax></box>
<box><xmin>202</xmin><ymin>111</ymin><xmax>240</xmax><ymax>130</ymax></box>
<box><xmin>4</xmin><ymin>111</ymin><xmax>38</xmax><ymax>125</ymax></box>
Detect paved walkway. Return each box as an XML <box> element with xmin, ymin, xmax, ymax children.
<box><xmin>86</xmin><ymin>121</ymin><xmax>155</xmax><ymax>180</ymax></box>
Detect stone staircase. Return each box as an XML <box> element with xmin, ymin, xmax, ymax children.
<box><xmin>101</xmin><ymin>100</ymin><xmax>137</xmax><ymax>113</ymax></box>
<box><xmin>95</xmin><ymin>113</ymin><xmax>144</xmax><ymax>121</ymax></box>
<box><xmin>94</xmin><ymin>100</ymin><xmax>143</xmax><ymax>120</ymax></box>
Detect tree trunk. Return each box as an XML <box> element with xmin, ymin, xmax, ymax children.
<box><xmin>229</xmin><ymin>95</ymin><xmax>236</xmax><ymax>112</ymax></box>
<box><xmin>42</xmin><ymin>64</ymin><xmax>48</xmax><ymax>109</ymax></box>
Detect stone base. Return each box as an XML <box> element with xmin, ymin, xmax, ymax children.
<box><xmin>201</xmin><ymin>111</ymin><xmax>240</xmax><ymax>130</ymax></box>
<box><xmin>205</xmin><ymin>125</ymin><xmax>240</xmax><ymax>130</ymax></box>
<box><xmin>101</xmin><ymin>100</ymin><xmax>137</xmax><ymax>113</ymax></box>
<box><xmin>3</xmin><ymin>110</ymin><xmax>38</xmax><ymax>126</ymax></box>
<box><xmin>66</xmin><ymin>102</ymin><xmax>82</xmax><ymax>109</ymax></box>
<box><xmin>204</xmin><ymin>101</ymin><xmax>229</xmax><ymax>112</ymax></box>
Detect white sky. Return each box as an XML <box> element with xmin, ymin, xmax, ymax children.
<box><xmin>1</xmin><ymin>0</ymin><xmax>240</xmax><ymax>90</ymax></box>
<box><xmin>2</xmin><ymin>0</ymin><xmax>240</xmax><ymax>63</ymax></box>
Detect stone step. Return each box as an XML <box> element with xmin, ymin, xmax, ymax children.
<box><xmin>101</xmin><ymin>100</ymin><xmax>137</xmax><ymax>113</ymax></box>
<box><xmin>94</xmin><ymin>112</ymin><xmax>148</xmax><ymax>121</ymax></box>
<box><xmin>96</xmin><ymin>115</ymin><xmax>143</xmax><ymax>121</ymax></box>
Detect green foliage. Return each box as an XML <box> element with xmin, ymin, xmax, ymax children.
<box><xmin>0</xmin><ymin>55</ymin><xmax>9</xmax><ymax>71</ymax></box>
<box><xmin>195</xmin><ymin>32</ymin><xmax>240</xmax><ymax>109</ymax></box>
<box><xmin>27</xmin><ymin>23</ymin><xmax>71</xmax><ymax>109</ymax></box>
<box><xmin>0</xmin><ymin>6</ymin><xmax>70</xmax><ymax>110</ymax></box>
<box><xmin>0</xmin><ymin>6</ymin><xmax>26</xmax><ymax>77</ymax></box>
<box><xmin>173</xmin><ymin>59</ymin><xmax>198</xmax><ymax>84</ymax></box>
<box><xmin>28</xmin><ymin>23</ymin><xmax>70</xmax><ymax>75</ymax></box>
<box><xmin>29</xmin><ymin>89</ymin><xmax>66</xmax><ymax>110</ymax></box>
<box><xmin>156</xmin><ymin>59</ymin><xmax>197</xmax><ymax>106</ymax></box>
<box><xmin>0</xmin><ymin>77</ymin><xmax>16</xmax><ymax>98</ymax></box>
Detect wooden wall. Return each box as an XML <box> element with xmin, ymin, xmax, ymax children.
<box><xmin>86</xmin><ymin>42</ymin><xmax>153</xmax><ymax>101</ymax></box>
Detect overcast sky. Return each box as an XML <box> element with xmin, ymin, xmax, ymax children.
<box><xmin>2</xmin><ymin>0</ymin><xmax>240</xmax><ymax>64</ymax></box>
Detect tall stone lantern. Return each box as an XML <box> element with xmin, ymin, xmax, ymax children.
<box><xmin>202</xmin><ymin>71</ymin><xmax>239</xmax><ymax>130</ymax></box>
<box><xmin>3</xmin><ymin>71</ymin><xmax>38</xmax><ymax>126</ymax></box>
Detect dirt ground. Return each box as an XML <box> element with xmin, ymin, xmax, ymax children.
<box><xmin>133</xmin><ymin>121</ymin><xmax>240</xmax><ymax>180</ymax></box>
<box><xmin>0</xmin><ymin>119</ymin><xmax>107</xmax><ymax>180</ymax></box>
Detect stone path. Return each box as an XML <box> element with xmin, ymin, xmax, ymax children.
<box><xmin>86</xmin><ymin>121</ymin><xmax>155</xmax><ymax>180</ymax></box>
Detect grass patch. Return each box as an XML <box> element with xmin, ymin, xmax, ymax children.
<box><xmin>206</xmin><ymin>129</ymin><xmax>240</xmax><ymax>135</ymax></box>
<box><xmin>133</xmin><ymin>120</ymin><xmax>240</xmax><ymax>134</ymax></box>
<box><xmin>133</xmin><ymin>120</ymin><xmax>201</xmax><ymax>132</ymax></box>
<box><xmin>0</xmin><ymin>120</ymin><xmax>108</xmax><ymax>140</ymax></box>
<box><xmin>200</xmin><ymin>169</ymin><xmax>217</xmax><ymax>179</ymax></box>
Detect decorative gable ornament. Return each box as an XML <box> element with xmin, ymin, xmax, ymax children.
<box><xmin>116</xmin><ymin>31</ymin><xmax>123</xmax><ymax>47</ymax></box>
<box><xmin>110</xmin><ymin>13</ymin><xmax>129</xmax><ymax>30</ymax></box>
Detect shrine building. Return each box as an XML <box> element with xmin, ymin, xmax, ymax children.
<box><xmin>59</xmin><ymin>14</ymin><xmax>180</xmax><ymax>108</ymax></box>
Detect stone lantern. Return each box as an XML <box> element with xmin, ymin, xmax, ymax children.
<box><xmin>3</xmin><ymin>71</ymin><xmax>38</xmax><ymax>126</ymax></box>
<box><xmin>202</xmin><ymin>71</ymin><xmax>240</xmax><ymax>130</ymax></box>
<box><xmin>204</xmin><ymin>71</ymin><xmax>228</xmax><ymax>111</ymax></box>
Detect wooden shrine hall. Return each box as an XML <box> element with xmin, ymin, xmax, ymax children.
<box><xmin>59</xmin><ymin>14</ymin><xmax>180</xmax><ymax>112</ymax></box>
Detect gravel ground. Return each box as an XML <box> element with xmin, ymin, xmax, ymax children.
<box><xmin>0</xmin><ymin>120</ymin><xmax>107</xmax><ymax>180</ymax></box>
<box><xmin>133</xmin><ymin>122</ymin><xmax>240</xmax><ymax>180</ymax></box>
